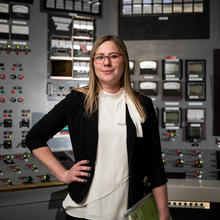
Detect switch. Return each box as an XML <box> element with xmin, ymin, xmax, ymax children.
<box><xmin>3</xmin><ymin>119</ymin><xmax>12</xmax><ymax>127</ymax></box>
<box><xmin>177</xmin><ymin>150</ymin><xmax>184</xmax><ymax>158</ymax></box>
<box><xmin>21</xmin><ymin>139</ymin><xmax>27</xmax><ymax>148</ymax></box>
<box><xmin>0</xmin><ymin>97</ymin><xmax>6</xmax><ymax>102</ymax></box>
<box><xmin>19</xmin><ymin>119</ymin><xmax>30</xmax><ymax>128</ymax></box>
<box><xmin>0</xmin><ymin>74</ymin><xmax>6</xmax><ymax>79</ymax></box>
<box><xmin>20</xmin><ymin>176</ymin><xmax>33</xmax><ymax>184</ymax></box>
<box><xmin>195</xmin><ymin>159</ymin><xmax>203</xmax><ymax>168</ymax></box>
<box><xmin>176</xmin><ymin>159</ymin><xmax>184</xmax><ymax>167</ymax></box>
<box><xmin>18</xmin><ymin>74</ymin><xmax>24</xmax><ymax>80</ymax></box>
<box><xmin>10</xmin><ymin>74</ymin><xmax>16</xmax><ymax>79</ymax></box>
<box><xmin>3</xmin><ymin>140</ymin><xmax>12</xmax><ymax>149</ymax></box>
<box><xmin>4</xmin><ymin>155</ymin><xmax>14</xmax><ymax>164</ymax></box>
<box><xmin>17</xmin><ymin>97</ymin><xmax>24</xmax><ymax>102</ymax></box>
<box><xmin>10</xmin><ymin>97</ymin><xmax>16</xmax><ymax>102</ymax></box>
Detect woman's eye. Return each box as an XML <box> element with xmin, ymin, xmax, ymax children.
<box><xmin>110</xmin><ymin>54</ymin><xmax>119</xmax><ymax>59</ymax></box>
<box><xmin>96</xmin><ymin>56</ymin><xmax>104</xmax><ymax>60</ymax></box>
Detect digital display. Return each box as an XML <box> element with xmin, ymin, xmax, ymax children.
<box><xmin>153</xmin><ymin>4</ymin><xmax>162</xmax><ymax>13</ymax></box>
<box><xmin>43</xmin><ymin>0</ymin><xmax>101</xmax><ymax>16</ymax></box>
<box><xmin>165</xmin><ymin>111</ymin><xmax>179</xmax><ymax>123</ymax></box>
<box><xmin>122</xmin><ymin>4</ymin><xmax>132</xmax><ymax>15</ymax></box>
<box><xmin>51</xmin><ymin>60</ymin><xmax>72</xmax><ymax>77</ymax></box>
<box><xmin>143</xmin><ymin>4</ymin><xmax>152</xmax><ymax>13</ymax></box>
<box><xmin>188</xmin><ymin>62</ymin><xmax>203</xmax><ymax>74</ymax></box>
<box><xmin>163</xmin><ymin>60</ymin><xmax>182</xmax><ymax>80</ymax></box>
<box><xmin>173</xmin><ymin>3</ymin><xmax>182</xmax><ymax>13</ymax></box>
<box><xmin>133</xmin><ymin>4</ymin><xmax>142</xmax><ymax>14</ymax></box>
<box><xmin>123</xmin><ymin>0</ymin><xmax>132</xmax><ymax>3</ymax></box>
<box><xmin>189</xmin><ymin>84</ymin><xmax>203</xmax><ymax>96</ymax></box>
<box><xmin>194</xmin><ymin>3</ymin><xmax>203</xmax><ymax>13</ymax></box>
<box><xmin>189</xmin><ymin>126</ymin><xmax>201</xmax><ymax>138</ymax></box>
<box><xmin>163</xmin><ymin>0</ymin><xmax>172</xmax><ymax>3</ymax></box>
<box><xmin>163</xmin><ymin>4</ymin><xmax>172</xmax><ymax>13</ymax></box>
<box><xmin>184</xmin><ymin>3</ymin><xmax>193</xmax><ymax>13</ymax></box>
<box><xmin>165</xmin><ymin>62</ymin><xmax>179</xmax><ymax>74</ymax></box>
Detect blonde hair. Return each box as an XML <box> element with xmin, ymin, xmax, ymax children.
<box><xmin>74</xmin><ymin>35</ymin><xmax>146</xmax><ymax>120</ymax></box>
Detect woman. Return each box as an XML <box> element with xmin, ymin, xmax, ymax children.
<box><xmin>25</xmin><ymin>35</ymin><xmax>170</xmax><ymax>220</ymax></box>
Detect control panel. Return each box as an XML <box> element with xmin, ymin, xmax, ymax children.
<box><xmin>0</xmin><ymin>151</ymin><xmax>74</xmax><ymax>192</ymax></box>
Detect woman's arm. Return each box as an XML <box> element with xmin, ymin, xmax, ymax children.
<box><xmin>152</xmin><ymin>184</ymin><xmax>170</xmax><ymax>220</ymax></box>
<box><xmin>32</xmin><ymin>146</ymin><xmax>91</xmax><ymax>184</ymax></box>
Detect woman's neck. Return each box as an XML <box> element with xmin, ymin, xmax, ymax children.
<box><xmin>100</xmin><ymin>84</ymin><xmax>121</xmax><ymax>94</ymax></box>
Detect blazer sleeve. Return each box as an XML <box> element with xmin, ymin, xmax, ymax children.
<box><xmin>25</xmin><ymin>91</ymin><xmax>75</xmax><ymax>152</ymax></box>
<box><xmin>142</xmin><ymin>97</ymin><xmax>167</xmax><ymax>188</ymax></box>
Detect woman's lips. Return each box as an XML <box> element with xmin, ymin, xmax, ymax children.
<box><xmin>102</xmin><ymin>70</ymin><xmax>113</xmax><ymax>74</ymax></box>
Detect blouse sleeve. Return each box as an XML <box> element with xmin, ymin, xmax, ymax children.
<box><xmin>25</xmin><ymin>91</ymin><xmax>75</xmax><ymax>152</ymax></box>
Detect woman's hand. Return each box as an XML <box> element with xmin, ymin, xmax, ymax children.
<box><xmin>61</xmin><ymin>160</ymin><xmax>91</xmax><ymax>184</ymax></box>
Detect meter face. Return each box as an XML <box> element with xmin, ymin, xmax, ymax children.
<box><xmin>187</xmin><ymin>109</ymin><xmax>205</xmax><ymax>123</ymax></box>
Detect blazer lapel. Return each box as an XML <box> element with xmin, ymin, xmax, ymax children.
<box><xmin>126</xmin><ymin>105</ymin><xmax>136</xmax><ymax>170</ymax></box>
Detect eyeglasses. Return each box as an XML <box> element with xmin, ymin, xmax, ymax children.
<box><xmin>93</xmin><ymin>53</ymin><xmax>123</xmax><ymax>64</ymax></box>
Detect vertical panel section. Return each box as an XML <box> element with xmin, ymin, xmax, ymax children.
<box><xmin>214</xmin><ymin>49</ymin><xmax>220</xmax><ymax>136</ymax></box>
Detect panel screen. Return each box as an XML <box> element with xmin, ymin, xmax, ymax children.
<box><xmin>165</xmin><ymin>111</ymin><xmax>179</xmax><ymax>123</ymax></box>
<box><xmin>42</xmin><ymin>0</ymin><xmax>102</xmax><ymax>16</ymax></box>
<box><xmin>119</xmin><ymin>0</ymin><xmax>209</xmax><ymax>40</ymax></box>
<box><xmin>186</xmin><ymin>60</ymin><xmax>206</xmax><ymax>80</ymax></box>
<box><xmin>163</xmin><ymin>60</ymin><xmax>182</xmax><ymax>79</ymax></box>
<box><xmin>51</xmin><ymin>60</ymin><xmax>72</xmax><ymax>77</ymax></box>
<box><xmin>186</xmin><ymin>82</ymin><xmax>206</xmax><ymax>100</ymax></box>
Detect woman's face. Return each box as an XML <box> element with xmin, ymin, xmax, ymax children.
<box><xmin>93</xmin><ymin>41</ymin><xmax>124</xmax><ymax>91</ymax></box>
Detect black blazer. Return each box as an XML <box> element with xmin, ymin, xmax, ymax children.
<box><xmin>25</xmin><ymin>90</ymin><xmax>167</xmax><ymax>208</ymax></box>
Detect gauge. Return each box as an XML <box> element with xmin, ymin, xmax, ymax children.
<box><xmin>140</xmin><ymin>61</ymin><xmax>157</xmax><ymax>70</ymax></box>
<box><xmin>163</xmin><ymin>82</ymin><xmax>181</xmax><ymax>90</ymax></box>
<box><xmin>0</xmin><ymin>3</ymin><xmax>9</xmax><ymax>13</ymax></box>
<box><xmin>186</xmin><ymin>109</ymin><xmax>205</xmax><ymax>123</ymax></box>
<box><xmin>11</xmin><ymin>4</ymin><xmax>30</xmax><ymax>20</ymax></box>
<box><xmin>140</xmin><ymin>61</ymin><xmax>157</xmax><ymax>74</ymax></box>
<box><xmin>140</xmin><ymin>81</ymin><xmax>157</xmax><ymax>90</ymax></box>
<box><xmin>12</xmin><ymin>5</ymin><xmax>29</xmax><ymax>14</ymax></box>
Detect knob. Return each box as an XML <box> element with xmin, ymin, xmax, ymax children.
<box><xmin>17</xmin><ymin>97</ymin><xmax>24</xmax><ymax>102</ymax></box>
<box><xmin>18</xmin><ymin>74</ymin><xmax>24</xmax><ymax>80</ymax></box>
<box><xmin>0</xmin><ymin>97</ymin><xmax>6</xmax><ymax>102</ymax></box>
<box><xmin>0</xmin><ymin>74</ymin><xmax>6</xmax><ymax>79</ymax></box>
<box><xmin>10</xmin><ymin>74</ymin><xmax>16</xmax><ymax>79</ymax></box>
